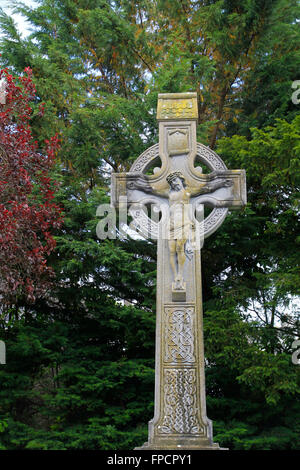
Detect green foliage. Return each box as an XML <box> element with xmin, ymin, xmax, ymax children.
<box><xmin>0</xmin><ymin>300</ymin><xmax>155</xmax><ymax>449</ymax></box>
<box><xmin>204</xmin><ymin>306</ymin><xmax>300</xmax><ymax>450</ymax></box>
<box><xmin>215</xmin><ymin>116</ymin><xmax>300</xmax><ymax>308</ymax></box>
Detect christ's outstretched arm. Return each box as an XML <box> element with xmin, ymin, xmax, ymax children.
<box><xmin>127</xmin><ymin>175</ymin><xmax>169</xmax><ymax>198</ymax></box>
<box><xmin>190</xmin><ymin>178</ymin><xmax>233</xmax><ymax>197</ymax></box>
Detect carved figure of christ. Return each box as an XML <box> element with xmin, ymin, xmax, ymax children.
<box><xmin>127</xmin><ymin>170</ymin><xmax>233</xmax><ymax>290</ymax></box>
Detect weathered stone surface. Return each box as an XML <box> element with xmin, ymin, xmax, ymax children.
<box><xmin>111</xmin><ymin>92</ymin><xmax>246</xmax><ymax>450</ymax></box>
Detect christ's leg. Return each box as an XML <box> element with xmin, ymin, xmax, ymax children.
<box><xmin>176</xmin><ymin>239</ymin><xmax>186</xmax><ymax>289</ymax></box>
<box><xmin>168</xmin><ymin>239</ymin><xmax>177</xmax><ymax>282</ymax></box>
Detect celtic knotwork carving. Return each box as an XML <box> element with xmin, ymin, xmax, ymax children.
<box><xmin>159</xmin><ymin>369</ymin><xmax>202</xmax><ymax>434</ymax></box>
<box><xmin>193</xmin><ymin>144</ymin><xmax>228</xmax><ymax>236</ymax></box>
<box><xmin>130</xmin><ymin>144</ymin><xmax>160</xmax><ymax>172</ymax></box>
<box><xmin>203</xmin><ymin>207</ymin><xmax>228</xmax><ymax>236</ymax></box>
<box><xmin>164</xmin><ymin>307</ymin><xmax>195</xmax><ymax>363</ymax></box>
<box><xmin>196</xmin><ymin>143</ymin><xmax>227</xmax><ymax>171</ymax></box>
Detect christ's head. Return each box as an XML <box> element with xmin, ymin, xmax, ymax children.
<box><xmin>166</xmin><ymin>172</ymin><xmax>186</xmax><ymax>191</ymax></box>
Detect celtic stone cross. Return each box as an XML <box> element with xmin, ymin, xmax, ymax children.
<box><xmin>111</xmin><ymin>93</ymin><xmax>246</xmax><ymax>450</ymax></box>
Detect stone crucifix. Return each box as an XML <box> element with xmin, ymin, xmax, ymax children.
<box><xmin>111</xmin><ymin>93</ymin><xmax>246</xmax><ymax>450</ymax></box>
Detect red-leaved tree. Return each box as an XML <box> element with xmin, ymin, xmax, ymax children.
<box><xmin>0</xmin><ymin>67</ymin><xmax>62</xmax><ymax>304</ymax></box>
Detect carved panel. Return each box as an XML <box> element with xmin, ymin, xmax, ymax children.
<box><xmin>158</xmin><ymin>368</ymin><xmax>202</xmax><ymax>434</ymax></box>
<box><xmin>164</xmin><ymin>307</ymin><xmax>195</xmax><ymax>364</ymax></box>
<box><xmin>168</xmin><ymin>129</ymin><xmax>189</xmax><ymax>155</ymax></box>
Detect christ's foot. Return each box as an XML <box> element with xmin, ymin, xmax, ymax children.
<box><xmin>174</xmin><ymin>275</ymin><xmax>184</xmax><ymax>290</ymax></box>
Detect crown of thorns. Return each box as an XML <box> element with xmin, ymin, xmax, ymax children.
<box><xmin>166</xmin><ymin>171</ymin><xmax>185</xmax><ymax>185</ymax></box>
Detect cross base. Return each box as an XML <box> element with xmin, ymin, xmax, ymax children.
<box><xmin>135</xmin><ymin>441</ymin><xmax>227</xmax><ymax>450</ymax></box>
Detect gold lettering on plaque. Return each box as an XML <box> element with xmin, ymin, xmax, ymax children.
<box><xmin>157</xmin><ymin>96</ymin><xmax>198</xmax><ymax>120</ymax></box>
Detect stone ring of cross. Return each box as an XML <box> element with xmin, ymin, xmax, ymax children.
<box><xmin>127</xmin><ymin>141</ymin><xmax>244</xmax><ymax>241</ymax></box>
